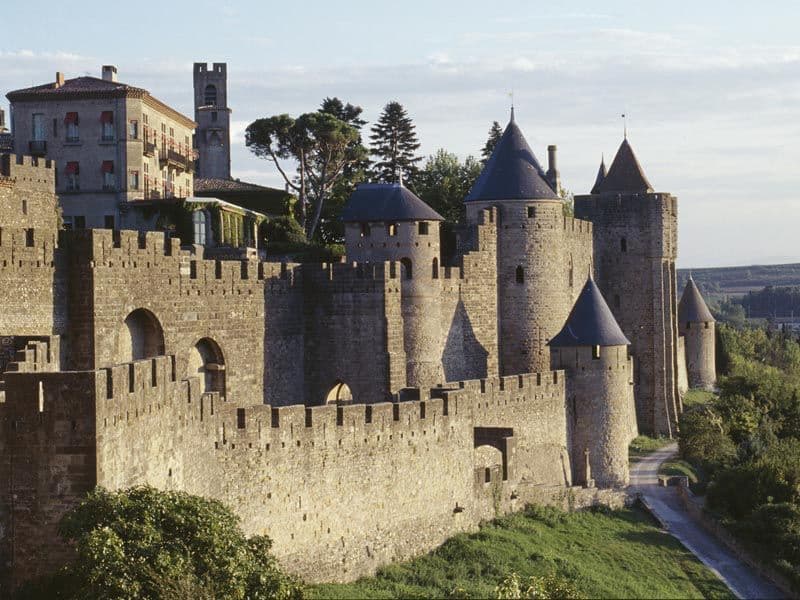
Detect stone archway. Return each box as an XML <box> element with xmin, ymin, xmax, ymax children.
<box><xmin>119</xmin><ymin>308</ymin><xmax>165</xmax><ymax>363</ymax></box>
<box><xmin>188</xmin><ymin>337</ymin><xmax>226</xmax><ymax>395</ymax></box>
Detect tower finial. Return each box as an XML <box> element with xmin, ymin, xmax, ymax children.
<box><xmin>622</xmin><ymin>113</ymin><xmax>627</xmax><ymax>139</ymax></box>
<box><xmin>509</xmin><ymin>90</ymin><xmax>515</xmax><ymax>122</ymax></box>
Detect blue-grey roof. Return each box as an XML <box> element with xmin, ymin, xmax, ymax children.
<box><xmin>593</xmin><ymin>138</ymin><xmax>653</xmax><ymax>194</ymax></box>
<box><xmin>679</xmin><ymin>277</ymin><xmax>715</xmax><ymax>323</ymax></box>
<box><xmin>340</xmin><ymin>183</ymin><xmax>444</xmax><ymax>223</ymax></box>
<box><xmin>549</xmin><ymin>278</ymin><xmax>631</xmax><ymax>347</ymax></box>
<box><xmin>590</xmin><ymin>156</ymin><xmax>607</xmax><ymax>193</ymax></box>
<box><xmin>466</xmin><ymin>113</ymin><xmax>559</xmax><ymax>202</ymax></box>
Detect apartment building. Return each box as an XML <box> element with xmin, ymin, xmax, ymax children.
<box><xmin>6</xmin><ymin>66</ymin><xmax>196</xmax><ymax>228</ymax></box>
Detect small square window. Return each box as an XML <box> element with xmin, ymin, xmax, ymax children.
<box><xmin>104</xmin><ymin>215</ymin><xmax>115</xmax><ymax>229</ymax></box>
<box><xmin>387</xmin><ymin>223</ymin><xmax>398</xmax><ymax>236</ymax></box>
<box><xmin>418</xmin><ymin>222</ymin><xmax>429</xmax><ymax>235</ymax></box>
<box><xmin>129</xmin><ymin>120</ymin><xmax>139</xmax><ymax>139</ymax></box>
<box><xmin>527</xmin><ymin>206</ymin><xmax>535</xmax><ymax>218</ymax></box>
<box><xmin>74</xmin><ymin>216</ymin><xmax>86</xmax><ymax>229</ymax></box>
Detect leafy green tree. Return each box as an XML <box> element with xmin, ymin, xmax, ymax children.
<box><xmin>411</xmin><ymin>149</ymin><xmax>482</xmax><ymax>224</ymax></box>
<box><xmin>246</xmin><ymin>112</ymin><xmax>364</xmax><ymax>240</ymax></box>
<box><xmin>16</xmin><ymin>486</ymin><xmax>303</xmax><ymax>600</ymax></box>
<box><xmin>369</xmin><ymin>101</ymin><xmax>422</xmax><ymax>183</ymax></box>
<box><xmin>481</xmin><ymin>121</ymin><xmax>503</xmax><ymax>162</ymax></box>
<box><xmin>317</xmin><ymin>97</ymin><xmax>369</xmax><ymax>244</ymax></box>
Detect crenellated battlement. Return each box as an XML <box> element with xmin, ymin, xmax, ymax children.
<box><xmin>0</xmin><ymin>154</ymin><xmax>55</xmax><ymax>188</ymax></box>
<box><xmin>562</xmin><ymin>215</ymin><xmax>593</xmax><ymax>236</ymax></box>
<box><xmin>575</xmin><ymin>191</ymin><xmax>677</xmax><ymax>220</ymax></box>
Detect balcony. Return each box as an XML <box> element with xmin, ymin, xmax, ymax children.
<box><xmin>160</xmin><ymin>149</ymin><xmax>191</xmax><ymax>172</ymax></box>
<box><xmin>142</xmin><ymin>131</ymin><xmax>156</xmax><ymax>156</ymax></box>
<box><xmin>28</xmin><ymin>140</ymin><xmax>47</xmax><ymax>155</ymax></box>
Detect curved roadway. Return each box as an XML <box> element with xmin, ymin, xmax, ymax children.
<box><xmin>630</xmin><ymin>443</ymin><xmax>785</xmax><ymax>599</ymax></box>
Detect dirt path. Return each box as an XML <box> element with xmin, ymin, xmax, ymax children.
<box><xmin>630</xmin><ymin>443</ymin><xmax>785</xmax><ymax>599</ymax></box>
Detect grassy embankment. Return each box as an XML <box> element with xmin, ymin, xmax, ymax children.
<box><xmin>309</xmin><ymin>505</ymin><xmax>732</xmax><ymax>600</ymax></box>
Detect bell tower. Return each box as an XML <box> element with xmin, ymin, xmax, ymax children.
<box><xmin>193</xmin><ymin>62</ymin><xmax>232</xmax><ymax>180</ymax></box>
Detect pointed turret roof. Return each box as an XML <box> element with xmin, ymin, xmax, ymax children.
<box><xmin>341</xmin><ymin>183</ymin><xmax>443</xmax><ymax>222</ymax></box>
<box><xmin>590</xmin><ymin>155</ymin><xmax>607</xmax><ymax>193</ymax></box>
<box><xmin>466</xmin><ymin>111</ymin><xmax>558</xmax><ymax>202</ymax></box>
<box><xmin>549</xmin><ymin>277</ymin><xmax>631</xmax><ymax>347</ymax></box>
<box><xmin>679</xmin><ymin>277</ymin><xmax>715</xmax><ymax>323</ymax></box>
<box><xmin>593</xmin><ymin>138</ymin><xmax>653</xmax><ymax>194</ymax></box>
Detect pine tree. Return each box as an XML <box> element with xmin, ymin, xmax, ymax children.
<box><xmin>369</xmin><ymin>101</ymin><xmax>422</xmax><ymax>183</ymax></box>
<box><xmin>481</xmin><ymin>121</ymin><xmax>504</xmax><ymax>162</ymax></box>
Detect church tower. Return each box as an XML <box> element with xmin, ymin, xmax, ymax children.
<box><xmin>193</xmin><ymin>62</ymin><xmax>232</xmax><ymax>180</ymax></box>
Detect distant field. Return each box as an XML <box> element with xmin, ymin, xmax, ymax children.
<box><xmin>309</xmin><ymin>505</ymin><xmax>732</xmax><ymax>599</ymax></box>
<box><xmin>677</xmin><ymin>263</ymin><xmax>800</xmax><ymax>298</ymax></box>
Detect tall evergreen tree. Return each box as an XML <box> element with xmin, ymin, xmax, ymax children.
<box><xmin>369</xmin><ymin>101</ymin><xmax>422</xmax><ymax>183</ymax></box>
<box><xmin>481</xmin><ymin>121</ymin><xmax>504</xmax><ymax>162</ymax></box>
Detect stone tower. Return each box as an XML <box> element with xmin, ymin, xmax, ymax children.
<box><xmin>342</xmin><ymin>183</ymin><xmax>445</xmax><ymax>388</ymax></box>
<box><xmin>465</xmin><ymin>110</ymin><xmax>592</xmax><ymax>375</ymax></box>
<box><xmin>575</xmin><ymin>138</ymin><xmax>681</xmax><ymax>437</ymax></box>
<box><xmin>193</xmin><ymin>62</ymin><xmax>231</xmax><ymax>180</ymax></box>
<box><xmin>679</xmin><ymin>277</ymin><xmax>716</xmax><ymax>390</ymax></box>
<box><xmin>549</xmin><ymin>276</ymin><xmax>638</xmax><ymax>488</ymax></box>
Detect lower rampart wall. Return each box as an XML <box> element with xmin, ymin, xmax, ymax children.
<box><xmin>0</xmin><ymin>357</ymin><xmax>583</xmax><ymax>587</ymax></box>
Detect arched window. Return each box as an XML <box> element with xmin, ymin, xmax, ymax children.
<box><xmin>432</xmin><ymin>257</ymin><xmax>439</xmax><ymax>279</ymax></box>
<box><xmin>620</xmin><ymin>237</ymin><xmax>627</xmax><ymax>253</ymax></box>
<box><xmin>325</xmin><ymin>380</ymin><xmax>353</xmax><ymax>405</ymax></box>
<box><xmin>516</xmin><ymin>265</ymin><xmax>524</xmax><ymax>284</ymax></box>
<box><xmin>192</xmin><ymin>210</ymin><xmax>207</xmax><ymax>245</ymax></box>
<box><xmin>187</xmin><ymin>338</ymin><xmax>225</xmax><ymax>395</ymax></box>
<box><xmin>119</xmin><ymin>308</ymin><xmax>165</xmax><ymax>362</ymax></box>
<box><xmin>204</xmin><ymin>84</ymin><xmax>217</xmax><ymax>106</ymax></box>
<box><xmin>400</xmin><ymin>257</ymin><xmax>413</xmax><ymax>280</ymax></box>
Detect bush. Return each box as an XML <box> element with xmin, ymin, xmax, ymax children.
<box><xmin>678</xmin><ymin>406</ymin><xmax>737</xmax><ymax>474</ymax></box>
<box><xmin>16</xmin><ymin>486</ymin><xmax>303</xmax><ymax>600</ymax></box>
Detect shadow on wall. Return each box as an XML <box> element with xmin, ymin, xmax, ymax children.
<box><xmin>442</xmin><ymin>299</ymin><xmax>488</xmax><ymax>383</ymax></box>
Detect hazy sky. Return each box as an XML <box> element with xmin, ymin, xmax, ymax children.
<box><xmin>2</xmin><ymin>0</ymin><xmax>798</xmax><ymax>268</ymax></box>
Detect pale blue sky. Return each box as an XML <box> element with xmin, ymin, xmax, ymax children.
<box><xmin>2</xmin><ymin>0</ymin><xmax>799</xmax><ymax>267</ymax></box>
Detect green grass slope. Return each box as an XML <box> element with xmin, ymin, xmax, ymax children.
<box><xmin>309</xmin><ymin>505</ymin><xmax>732</xmax><ymax>599</ymax></box>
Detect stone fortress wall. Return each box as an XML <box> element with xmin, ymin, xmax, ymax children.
<box><xmin>1</xmin><ymin>350</ymin><xmax>582</xmax><ymax>586</ymax></box>
<box><xmin>0</xmin><ymin>122</ymin><xmax>715</xmax><ymax>591</ymax></box>
<box><xmin>575</xmin><ymin>191</ymin><xmax>681</xmax><ymax>436</ymax></box>
<box><xmin>466</xmin><ymin>200</ymin><xmax>594</xmax><ymax>376</ymax></box>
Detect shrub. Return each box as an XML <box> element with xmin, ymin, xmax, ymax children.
<box><xmin>16</xmin><ymin>486</ymin><xmax>303</xmax><ymax>600</ymax></box>
<box><xmin>678</xmin><ymin>406</ymin><xmax>737</xmax><ymax>474</ymax></box>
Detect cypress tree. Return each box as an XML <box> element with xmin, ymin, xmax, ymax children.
<box><xmin>369</xmin><ymin>101</ymin><xmax>422</xmax><ymax>183</ymax></box>
<box><xmin>481</xmin><ymin>121</ymin><xmax>504</xmax><ymax>162</ymax></box>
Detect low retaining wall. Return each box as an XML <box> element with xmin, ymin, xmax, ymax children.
<box><xmin>675</xmin><ymin>483</ymin><xmax>795</xmax><ymax>597</ymax></box>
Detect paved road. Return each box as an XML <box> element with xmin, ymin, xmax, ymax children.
<box><xmin>630</xmin><ymin>443</ymin><xmax>786</xmax><ymax>600</ymax></box>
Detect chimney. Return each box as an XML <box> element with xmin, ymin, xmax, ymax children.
<box><xmin>102</xmin><ymin>65</ymin><xmax>118</xmax><ymax>82</ymax></box>
<box><xmin>55</xmin><ymin>72</ymin><xmax>65</xmax><ymax>88</ymax></box>
<box><xmin>0</xmin><ymin>108</ymin><xmax>5</xmax><ymax>130</ymax></box>
<box><xmin>546</xmin><ymin>144</ymin><xmax>561</xmax><ymax>196</ymax></box>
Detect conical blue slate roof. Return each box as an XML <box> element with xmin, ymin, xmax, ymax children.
<box><xmin>341</xmin><ymin>183</ymin><xmax>444</xmax><ymax>222</ymax></box>
<box><xmin>466</xmin><ymin>113</ymin><xmax>558</xmax><ymax>202</ymax></box>
<box><xmin>549</xmin><ymin>278</ymin><xmax>631</xmax><ymax>347</ymax></box>
<box><xmin>590</xmin><ymin>156</ymin><xmax>607</xmax><ymax>193</ymax></box>
<box><xmin>679</xmin><ymin>277</ymin><xmax>715</xmax><ymax>323</ymax></box>
<box><xmin>593</xmin><ymin>138</ymin><xmax>653</xmax><ymax>194</ymax></box>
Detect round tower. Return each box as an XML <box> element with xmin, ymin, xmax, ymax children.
<box><xmin>342</xmin><ymin>183</ymin><xmax>444</xmax><ymax>388</ymax></box>
<box><xmin>466</xmin><ymin>110</ymin><xmax>589</xmax><ymax>375</ymax></box>
<box><xmin>678</xmin><ymin>277</ymin><xmax>716</xmax><ymax>390</ymax></box>
<box><xmin>549</xmin><ymin>277</ymin><xmax>638</xmax><ymax>488</ymax></box>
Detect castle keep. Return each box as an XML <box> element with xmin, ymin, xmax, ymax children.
<box><xmin>0</xmin><ymin>113</ymin><xmax>715</xmax><ymax>590</ymax></box>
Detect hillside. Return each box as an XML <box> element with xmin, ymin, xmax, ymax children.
<box><xmin>310</xmin><ymin>505</ymin><xmax>731</xmax><ymax>599</ymax></box>
<box><xmin>677</xmin><ymin>263</ymin><xmax>800</xmax><ymax>297</ymax></box>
